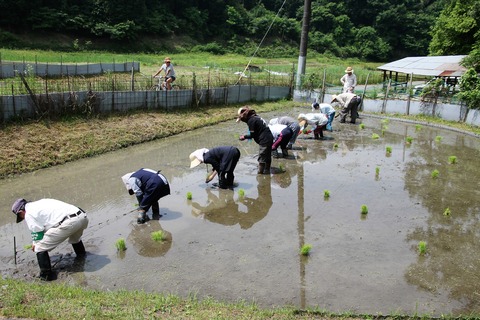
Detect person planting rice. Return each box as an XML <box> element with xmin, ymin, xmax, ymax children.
<box><xmin>121</xmin><ymin>168</ymin><xmax>170</xmax><ymax>224</ymax></box>
<box><xmin>189</xmin><ymin>146</ymin><xmax>241</xmax><ymax>189</ymax></box>
<box><xmin>268</xmin><ymin>116</ymin><xmax>301</xmax><ymax>149</ymax></box>
<box><xmin>237</xmin><ymin>106</ymin><xmax>273</xmax><ymax>174</ymax></box>
<box><xmin>298</xmin><ymin>113</ymin><xmax>329</xmax><ymax>140</ymax></box>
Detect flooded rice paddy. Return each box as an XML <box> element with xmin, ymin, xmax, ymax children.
<box><xmin>0</xmin><ymin>107</ymin><xmax>479</xmax><ymax>316</ymax></box>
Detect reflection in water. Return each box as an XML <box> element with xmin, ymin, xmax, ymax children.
<box><xmin>403</xmin><ymin>131</ymin><xmax>480</xmax><ymax>314</ymax></box>
<box><xmin>190</xmin><ymin>175</ymin><xmax>273</xmax><ymax>229</ymax></box>
<box><xmin>127</xmin><ymin>220</ymin><xmax>172</xmax><ymax>257</ymax></box>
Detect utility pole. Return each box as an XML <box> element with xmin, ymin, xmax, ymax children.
<box><xmin>296</xmin><ymin>0</ymin><xmax>312</xmax><ymax>88</ymax></box>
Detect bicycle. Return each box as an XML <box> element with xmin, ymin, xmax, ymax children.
<box><xmin>150</xmin><ymin>76</ymin><xmax>177</xmax><ymax>91</ymax></box>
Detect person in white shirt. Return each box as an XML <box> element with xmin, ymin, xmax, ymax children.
<box><xmin>311</xmin><ymin>101</ymin><xmax>336</xmax><ymax>132</ymax></box>
<box><xmin>298</xmin><ymin>113</ymin><xmax>328</xmax><ymax>140</ymax></box>
<box><xmin>12</xmin><ymin>198</ymin><xmax>89</xmax><ymax>281</ymax></box>
<box><xmin>340</xmin><ymin>66</ymin><xmax>357</xmax><ymax>93</ymax></box>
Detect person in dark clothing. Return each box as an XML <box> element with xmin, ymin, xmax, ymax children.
<box><xmin>236</xmin><ymin>106</ymin><xmax>273</xmax><ymax>174</ymax></box>
<box><xmin>121</xmin><ymin>168</ymin><xmax>170</xmax><ymax>224</ymax></box>
<box><xmin>189</xmin><ymin>146</ymin><xmax>241</xmax><ymax>189</ymax></box>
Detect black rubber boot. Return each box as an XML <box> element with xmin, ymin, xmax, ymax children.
<box><xmin>282</xmin><ymin>149</ymin><xmax>289</xmax><ymax>157</ymax></box>
<box><xmin>137</xmin><ymin>211</ymin><xmax>149</xmax><ymax>224</ymax></box>
<box><xmin>257</xmin><ymin>163</ymin><xmax>266</xmax><ymax>174</ymax></box>
<box><xmin>36</xmin><ymin>251</ymin><xmax>56</xmax><ymax>281</ymax></box>
<box><xmin>72</xmin><ymin>241</ymin><xmax>86</xmax><ymax>256</ymax></box>
<box><xmin>264</xmin><ymin>162</ymin><xmax>271</xmax><ymax>174</ymax></box>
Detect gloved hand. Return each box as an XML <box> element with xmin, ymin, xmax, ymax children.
<box><xmin>239</xmin><ymin>135</ymin><xmax>245</xmax><ymax>141</ymax></box>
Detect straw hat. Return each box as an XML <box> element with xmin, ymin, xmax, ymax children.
<box><xmin>189</xmin><ymin>148</ymin><xmax>209</xmax><ymax>168</ymax></box>
<box><xmin>331</xmin><ymin>95</ymin><xmax>338</xmax><ymax>103</ymax></box>
<box><xmin>345</xmin><ymin>67</ymin><xmax>353</xmax><ymax>73</ymax></box>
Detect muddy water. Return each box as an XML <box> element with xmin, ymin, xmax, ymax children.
<box><xmin>1</xmin><ymin>107</ymin><xmax>480</xmax><ymax>316</ymax></box>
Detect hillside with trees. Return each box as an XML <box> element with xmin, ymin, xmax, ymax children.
<box><xmin>0</xmin><ymin>0</ymin><xmax>452</xmax><ymax>61</ymax></box>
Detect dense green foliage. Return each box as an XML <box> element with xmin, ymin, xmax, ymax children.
<box><xmin>0</xmin><ymin>0</ymin><xmax>448</xmax><ymax>61</ymax></box>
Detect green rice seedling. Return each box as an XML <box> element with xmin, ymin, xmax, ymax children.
<box><xmin>415</xmin><ymin>124</ymin><xmax>422</xmax><ymax>131</ymax></box>
<box><xmin>300</xmin><ymin>244</ymin><xmax>312</xmax><ymax>256</ymax></box>
<box><xmin>279</xmin><ymin>163</ymin><xmax>285</xmax><ymax>171</ymax></box>
<box><xmin>381</xmin><ymin>129</ymin><xmax>386</xmax><ymax>136</ymax></box>
<box><xmin>372</xmin><ymin>133</ymin><xmax>380</xmax><ymax>139</ymax></box>
<box><xmin>448</xmin><ymin>156</ymin><xmax>457</xmax><ymax>164</ymax></box>
<box><xmin>386</xmin><ymin>146</ymin><xmax>392</xmax><ymax>154</ymax></box>
<box><xmin>186</xmin><ymin>192</ymin><xmax>193</xmax><ymax>200</ymax></box>
<box><xmin>115</xmin><ymin>238</ymin><xmax>126</xmax><ymax>252</ymax></box>
<box><xmin>361</xmin><ymin>204</ymin><xmax>368</xmax><ymax>215</ymax></box>
<box><xmin>324</xmin><ymin>190</ymin><xmax>330</xmax><ymax>199</ymax></box>
<box><xmin>375</xmin><ymin>167</ymin><xmax>380</xmax><ymax>175</ymax></box>
<box><xmin>238</xmin><ymin>188</ymin><xmax>245</xmax><ymax>197</ymax></box>
<box><xmin>333</xmin><ymin>143</ymin><xmax>339</xmax><ymax>148</ymax></box>
<box><xmin>406</xmin><ymin>136</ymin><xmax>413</xmax><ymax>144</ymax></box>
<box><xmin>151</xmin><ymin>230</ymin><xmax>165</xmax><ymax>242</ymax></box>
<box><xmin>418</xmin><ymin>241</ymin><xmax>427</xmax><ymax>255</ymax></box>
<box><xmin>443</xmin><ymin>207</ymin><xmax>451</xmax><ymax>216</ymax></box>
<box><xmin>24</xmin><ymin>244</ymin><xmax>32</xmax><ymax>250</ymax></box>
<box><xmin>359</xmin><ymin>123</ymin><xmax>365</xmax><ymax>129</ymax></box>
<box><xmin>381</xmin><ymin>119</ymin><xmax>390</xmax><ymax>125</ymax></box>
<box><xmin>431</xmin><ymin>169</ymin><xmax>439</xmax><ymax>179</ymax></box>
<box><xmin>435</xmin><ymin>135</ymin><xmax>443</xmax><ymax>142</ymax></box>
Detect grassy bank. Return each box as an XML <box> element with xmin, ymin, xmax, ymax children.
<box><xmin>0</xmin><ymin>101</ymin><xmax>292</xmax><ymax>178</ymax></box>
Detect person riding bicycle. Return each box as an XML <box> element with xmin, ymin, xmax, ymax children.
<box><xmin>153</xmin><ymin>57</ymin><xmax>176</xmax><ymax>90</ymax></box>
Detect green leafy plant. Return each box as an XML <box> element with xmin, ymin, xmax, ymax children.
<box><xmin>386</xmin><ymin>146</ymin><xmax>392</xmax><ymax>154</ymax></box>
<box><xmin>361</xmin><ymin>205</ymin><xmax>368</xmax><ymax>215</ymax></box>
<box><xmin>151</xmin><ymin>230</ymin><xmax>166</xmax><ymax>242</ymax></box>
<box><xmin>300</xmin><ymin>244</ymin><xmax>312</xmax><ymax>256</ymax></box>
<box><xmin>443</xmin><ymin>207</ymin><xmax>451</xmax><ymax>216</ymax></box>
<box><xmin>333</xmin><ymin>143</ymin><xmax>339</xmax><ymax>148</ymax></box>
<box><xmin>415</xmin><ymin>124</ymin><xmax>422</xmax><ymax>131</ymax></box>
<box><xmin>435</xmin><ymin>135</ymin><xmax>443</xmax><ymax>142</ymax></box>
<box><xmin>115</xmin><ymin>238</ymin><xmax>126</xmax><ymax>251</ymax></box>
<box><xmin>406</xmin><ymin>136</ymin><xmax>413</xmax><ymax>144</ymax></box>
<box><xmin>431</xmin><ymin>169</ymin><xmax>439</xmax><ymax>179</ymax></box>
<box><xmin>359</xmin><ymin>123</ymin><xmax>365</xmax><ymax>129</ymax></box>
<box><xmin>24</xmin><ymin>244</ymin><xmax>32</xmax><ymax>250</ymax></box>
<box><xmin>448</xmin><ymin>156</ymin><xmax>457</xmax><ymax>164</ymax></box>
<box><xmin>238</xmin><ymin>188</ymin><xmax>245</xmax><ymax>197</ymax></box>
<box><xmin>324</xmin><ymin>190</ymin><xmax>330</xmax><ymax>199</ymax></box>
<box><xmin>375</xmin><ymin>167</ymin><xmax>380</xmax><ymax>175</ymax></box>
<box><xmin>186</xmin><ymin>192</ymin><xmax>193</xmax><ymax>200</ymax></box>
<box><xmin>372</xmin><ymin>133</ymin><xmax>380</xmax><ymax>139</ymax></box>
<box><xmin>279</xmin><ymin>164</ymin><xmax>284</xmax><ymax>171</ymax></box>
<box><xmin>418</xmin><ymin>241</ymin><xmax>427</xmax><ymax>255</ymax></box>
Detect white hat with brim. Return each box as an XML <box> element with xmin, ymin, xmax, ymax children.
<box><xmin>189</xmin><ymin>148</ymin><xmax>209</xmax><ymax>168</ymax></box>
<box><xmin>331</xmin><ymin>95</ymin><xmax>338</xmax><ymax>103</ymax></box>
<box><xmin>121</xmin><ymin>172</ymin><xmax>134</xmax><ymax>191</ymax></box>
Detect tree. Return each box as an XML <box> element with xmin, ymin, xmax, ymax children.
<box><xmin>429</xmin><ymin>0</ymin><xmax>480</xmax><ymax>55</ymax></box>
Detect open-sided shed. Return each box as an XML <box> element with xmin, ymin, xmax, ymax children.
<box><xmin>377</xmin><ymin>55</ymin><xmax>467</xmax><ymax>87</ymax></box>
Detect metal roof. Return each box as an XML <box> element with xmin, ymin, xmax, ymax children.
<box><xmin>377</xmin><ymin>55</ymin><xmax>467</xmax><ymax>77</ymax></box>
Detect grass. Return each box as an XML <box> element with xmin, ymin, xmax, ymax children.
<box><xmin>186</xmin><ymin>192</ymin><xmax>193</xmax><ymax>200</ymax></box>
<box><xmin>238</xmin><ymin>188</ymin><xmax>245</xmax><ymax>197</ymax></box>
<box><xmin>375</xmin><ymin>167</ymin><xmax>380</xmax><ymax>176</ymax></box>
<box><xmin>151</xmin><ymin>230</ymin><xmax>166</xmax><ymax>242</ymax></box>
<box><xmin>418</xmin><ymin>241</ymin><xmax>427</xmax><ymax>255</ymax></box>
<box><xmin>300</xmin><ymin>244</ymin><xmax>312</xmax><ymax>256</ymax></box>
<box><xmin>324</xmin><ymin>189</ymin><xmax>330</xmax><ymax>199</ymax></box>
<box><xmin>386</xmin><ymin>146</ymin><xmax>392</xmax><ymax>154</ymax></box>
<box><xmin>431</xmin><ymin>169</ymin><xmax>440</xmax><ymax>179</ymax></box>
<box><xmin>115</xmin><ymin>238</ymin><xmax>126</xmax><ymax>251</ymax></box>
<box><xmin>443</xmin><ymin>207</ymin><xmax>451</xmax><ymax>216</ymax></box>
<box><xmin>361</xmin><ymin>205</ymin><xmax>369</xmax><ymax>215</ymax></box>
<box><xmin>435</xmin><ymin>135</ymin><xmax>443</xmax><ymax>142</ymax></box>
<box><xmin>448</xmin><ymin>156</ymin><xmax>457</xmax><ymax>164</ymax></box>
<box><xmin>372</xmin><ymin>133</ymin><xmax>380</xmax><ymax>139</ymax></box>
<box><xmin>359</xmin><ymin>123</ymin><xmax>365</xmax><ymax>129</ymax></box>
<box><xmin>406</xmin><ymin>136</ymin><xmax>413</xmax><ymax>144</ymax></box>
